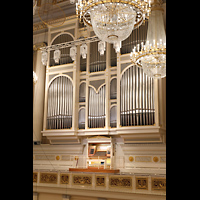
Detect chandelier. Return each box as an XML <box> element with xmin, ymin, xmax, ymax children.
<box><xmin>130</xmin><ymin>0</ymin><xmax>166</xmax><ymax>79</ymax></box>
<box><xmin>76</xmin><ymin>0</ymin><xmax>151</xmax><ymax>49</ymax></box>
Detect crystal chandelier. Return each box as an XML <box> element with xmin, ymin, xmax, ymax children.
<box><xmin>76</xmin><ymin>0</ymin><xmax>151</xmax><ymax>48</ymax></box>
<box><xmin>130</xmin><ymin>0</ymin><xmax>166</xmax><ymax>79</ymax></box>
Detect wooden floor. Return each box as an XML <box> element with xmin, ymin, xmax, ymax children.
<box><xmin>69</xmin><ymin>167</ymin><xmax>120</xmax><ymax>173</ymax></box>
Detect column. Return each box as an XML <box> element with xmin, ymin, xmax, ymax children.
<box><xmin>33</xmin><ymin>49</ymin><xmax>46</xmax><ymax>144</ymax></box>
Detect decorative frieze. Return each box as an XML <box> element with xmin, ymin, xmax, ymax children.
<box><xmin>152</xmin><ymin>178</ymin><xmax>166</xmax><ymax>191</ymax></box>
<box><xmin>96</xmin><ymin>176</ymin><xmax>105</xmax><ymax>187</ymax></box>
<box><xmin>109</xmin><ymin>176</ymin><xmax>132</xmax><ymax>189</ymax></box>
<box><xmin>35</xmin><ymin>155</ymin><xmax>55</xmax><ymax>160</ymax></box>
<box><xmin>73</xmin><ymin>175</ymin><xmax>92</xmax><ymax>186</ymax></box>
<box><xmin>135</xmin><ymin>156</ymin><xmax>151</xmax><ymax>162</ymax></box>
<box><xmin>160</xmin><ymin>156</ymin><xmax>166</xmax><ymax>163</ymax></box>
<box><xmin>136</xmin><ymin>177</ymin><xmax>148</xmax><ymax>190</ymax></box>
<box><xmin>60</xmin><ymin>174</ymin><xmax>70</xmax><ymax>184</ymax></box>
<box><xmin>40</xmin><ymin>173</ymin><xmax>57</xmax><ymax>184</ymax></box>
<box><xmin>33</xmin><ymin>171</ymin><xmax>166</xmax><ymax>195</ymax></box>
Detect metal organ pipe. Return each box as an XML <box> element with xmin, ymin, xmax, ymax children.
<box><xmin>88</xmin><ymin>85</ymin><xmax>105</xmax><ymax>128</ymax></box>
<box><xmin>120</xmin><ymin>66</ymin><xmax>155</xmax><ymax>126</ymax></box>
<box><xmin>46</xmin><ymin>76</ymin><xmax>73</xmax><ymax>129</ymax></box>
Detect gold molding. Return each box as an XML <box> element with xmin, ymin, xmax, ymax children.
<box><xmin>33</xmin><ymin>42</ymin><xmax>47</xmax><ymax>51</ymax></box>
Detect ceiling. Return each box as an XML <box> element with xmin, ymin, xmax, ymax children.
<box><xmin>33</xmin><ymin>0</ymin><xmax>166</xmax><ymax>34</ymax></box>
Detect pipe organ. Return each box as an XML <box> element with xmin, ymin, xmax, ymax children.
<box><xmin>41</xmin><ymin>18</ymin><xmax>165</xmax><ymax>145</ymax></box>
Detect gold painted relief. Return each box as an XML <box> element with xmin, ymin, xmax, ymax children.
<box><xmin>109</xmin><ymin>177</ymin><xmax>132</xmax><ymax>188</ymax></box>
<box><xmin>136</xmin><ymin>177</ymin><xmax>148</xmax><ymax>190</ymax></box>
<box><xmin>152</xmin><ymin>178</ymin><xmax>166</xmax><ymax>191</ymax></box>
<box><xmin>153</xmin><ymin>156</ymin><xmax>159</xmax><ymax>162</ymax></box>
<box><xmin>73</xmin><ymin>175</ymin><xmax>92</xmax><ymax>186</ymax></box>
<box><xmin>96</xmin><ymin>176</ymin><xmax>105</xmax><ymax>187</ymax></box>
<box><xmin>129</xmin><ymin>156</ymin><xmax>134</xmax><ymax>162</ymax></box>
<box><xmin>60</xmin><ymin>174</ymin><xmax>69</xmax><ymax>184</ymax></box>
<box><xmin>33</xmin><ymin>172</ymin><xmax>38</xmax><ymax>182</ymax></box>
<box><xmin>40</xmin><ymin>173</ymin><xmax>57</xmax><ymax>184</ymax></box>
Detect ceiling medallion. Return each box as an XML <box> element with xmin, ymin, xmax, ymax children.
<box><xmin>76</xmin><ymin>0</ymin><xmax>151</xmax><ymax>48</ymax></box>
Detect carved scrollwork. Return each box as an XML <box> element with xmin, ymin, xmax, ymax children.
<box><xmin>109</xmin><ymin>177</ymin><xmax>132</xmax><ymax>188</ymax></box>
<box><xmin>136</xmin><ymin>177</ymin><xmax>148</xmax><ymax>190</ymax></box>
<box><xmin>152</xmin><ymin>178</ymin><xmax>166</xmax><ymax>191</ymax></box>
<box><xmin>73</xmin><ymin>175</ymin><xmax>92</xmax><ymax>185</ymax></box>
<box><xmin>33</xmin><ymin>173</ymin><xmax>37</xmax><ymax>182</ymax></box>
<box><xmin>40</xmin><ymin>173</ymin><xmax>57</xmax><ymax>184</ymax></box>
<box><xmin>96</xmin><ymin>176</ymin><xmax>105</xmax><ymax>187</ymax></box>
<box><xmin>60</xmin><ymin>174</ymin><xmax>69</xmax><ymax>184</ymax></box>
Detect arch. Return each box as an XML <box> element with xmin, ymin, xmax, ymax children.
<box><xmin>48</xmin><ymin>74</ymin><xmax>73</xmax><ymax>88</ymax></box>
<box><xmin>110</xmin><ymin>105</ymin><xmax>117</xmax><ymax>128</ymax></box>
<box><xmin>79</xmin><ymin>82</ymin><xmax>86</xmax><ymax>102</ymax></box>
<box><xmin>110</xmin><ymin>77</ymin><xmax>117</xmax><ymax>99</ymax></box>
<box><xmin>50</xmin><ymin>32</ymin><xmax>74</xmax><ymax>46</ymax></box>
<box><xmin>78</xmin><ymin>107</ymin><xmax>85</xmax><ymax>129</ymax></box>
<box><xmin>120</xmin><ymin>63</ymin><xmax>135</xmax><ymax>80</ymax></box>
<box><xmin>88</xmin><ymin>83</ymin><xmax>106</xmax><ymax>94</ymax></box>
<box><xmin>50</xmin><ymin>32</ymin><xmax>74</xmax><ymax>66</ymax></box>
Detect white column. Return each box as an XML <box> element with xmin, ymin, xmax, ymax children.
<box><xmin>116</xmin><ymin>52</ymin><xmax>121</xmax><ymax>128</ymax></box>
<box><xmin>105</xmin><ymin>43</ymin><xmax>111</xmax><ymax>128</ymax></box>
<box><xmin>33</xmin><ymin>50</ymin><xmax>46</xmax><ymax>143</ymax></box>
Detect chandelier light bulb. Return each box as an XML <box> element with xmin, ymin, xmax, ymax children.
<box><xmin>80</xmin><ymin>43</ymin><xmax>87</xmax><ymax>59</ymax></box>
<box><xmin>70</xmin><ymin>46</ymin><xmax>77</xmax><ymax>61</ymax></box>
<box><xmin>54</xmin><ymin>49</ymin><xmax>61</xmax><ymax>64</ymax></box>
<box><xmin>41</xmin><ymin>50</ymin><xmax>48</xmax><ymax>66</ymax></box>
<box><xmin>98</xmin><ymin>41</ymin><xmax>106</xmax><ymax>56</ymax></box>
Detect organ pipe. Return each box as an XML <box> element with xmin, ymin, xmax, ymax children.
<box><xmin>88</xmin><ymin>85</ymin><xmax>106</xmax><ymax>128</ymax></box>
<box><xmin>47</xmin><ymin>76</ymin><xmax>73</xmax><ymax>129</ymax></box>
<box><xmin>120</xmin><ymin>66</ymin><xmax>155</xmax><ymax>126</ymax></box>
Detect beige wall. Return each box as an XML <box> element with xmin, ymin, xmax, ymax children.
<box><xmin>38</xmin><ymin>193</ymin><xmax>63</xmax><ymax>200</ymax></box>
